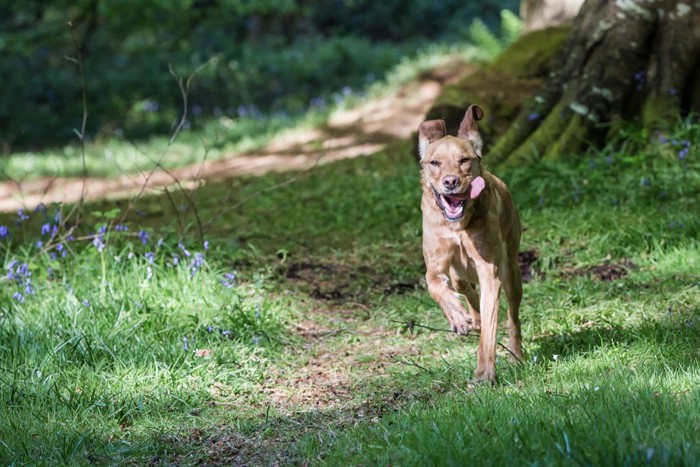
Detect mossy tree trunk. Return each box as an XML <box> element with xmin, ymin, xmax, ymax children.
<box><xmin>489</xmin><ymin>0</ymin><xmax>700</xmax><ymax>167</ymax></box>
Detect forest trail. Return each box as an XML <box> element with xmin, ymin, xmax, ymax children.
<box><xmin>0</xmin><ymin>67</ymin><xmax>468</xmax><ymax>212</ymax></box>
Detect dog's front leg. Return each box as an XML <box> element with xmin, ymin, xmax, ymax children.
<box><xmin>474</xmin><ymin>264</ymin><xmax>501</xmax><ymax>383</ymax></box>
<box><xmin>425</xmin><ymin>271</ymin><xmax>472</xmax><ymax>335</ymax></box>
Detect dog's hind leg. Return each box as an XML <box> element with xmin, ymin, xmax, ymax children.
<box><xmin>502</xmin><ymin>258</ymin><xmax>524</xmax><ymax>362</ymax></box>
<box><xmin>473</xmin><ymin>264</ymin><xmax>500</xmax><ymax>383</ymax></box>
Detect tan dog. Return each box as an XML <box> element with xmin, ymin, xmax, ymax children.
<box><xmin>418</xmin><ymin>105</ymin><xmax>524</xmax><ymax>383</ymax></box>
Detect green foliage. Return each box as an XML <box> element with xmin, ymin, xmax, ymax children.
<box><xmin>467</xmin><ymin>9</ymin><xmax>522</xmax><ymax>59</ymax></box>
<box><xmin>468</xmin><ymin>19</ymin><xmax>504</xmax><ymax>57</ymax></box>
<box><xmin>500</xmin><ymin>8</ymin><xmax>523</xmax><ymax>46</ymax></box>
<box><xmin>0</xmin><ymin>0</ymin><xmax>518</xmax><ymax>151</ymax></box>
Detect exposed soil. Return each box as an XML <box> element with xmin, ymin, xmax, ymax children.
<box><xmin>519</xmin><ymin>249</ymin><xmax>540</xmax><ymax>283</ymax></box>
<box><xmin>566</xmin><ymin>259</ymin><xmax>638</xmax><ymax>281</ymax></box>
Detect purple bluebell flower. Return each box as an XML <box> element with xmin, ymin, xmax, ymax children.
<box><xmin>115</xmin><ymin>224</ymin><xmax>129</xmax><ymax>232</ymax></box>
<box><xmin>189</xmin><ymin>252</ymin><xmax>205</xmax><ymax>276</ymax></box>
<box><xmin>41</xmin><ymin>223</ymin><xmax>51</xmax><ymax>235</ymax></box>
<box><xmin>139</xmin><ymin>229</ymin><xmax>149</xmax><ymax>245</ymax></box>
<box><xmin>203</xmin><ymin>241</ymin><xmax>209</xmax><ymax>251</ymax></box>
<box><xmin>528</xmin><ymin>112</ymin><xmax>540</xmax><ymax>121</ymax></box>
<box><xmin>310</xmin><ymin>96</ymin><xmax>326</xmax><ymax>108</ymax></box>
<box><xmin>93</xmin><ymin>236</ymin><xmax>105</xmax><ymax>252</ymax></box>
<box><xmin>83</xmin><ymin>299</ymin><xmax>91</xmax><ymax>307</ymax></box>
<box><xmin>17</xmin><ymin>209</ymin><xmax>29</xmax><ymax>221</ymax></box>
<box><xmin>144</xmin><ymin>252</ymin><xmax>155</xmax><ymax>264</ymax></box>
<box><xmin>0</xmin><ymin>225</ymin><xmax>8</xmax><ymax>239</ymax></box>
<box><xmin>51</xmin><ymin>225</ymin><xmax>59</xmax><ymax>238</ymax></box>
<box><xmin>35</xmin><ymin>203</ymin><xmax>47</xmax><ymax>213</ymax></box>
<box><xmin>12</xmin><ymin>292</ymin><xmax>24</xmax><ymax>303</ymax></box>
<box><xmin>635</xmin><ymin>71</ymin><xmax>645</xmax><ymax>90</ymax></box>
<box><xmin>679</xmin><ymin>148</ymin><xmax>689</xmax><ymax>159</ymax></box>
<box><xmin>142</xmin><ymin>100</ymin><xmax>159</xmax><ymax>112</ymax></box>
<box><xmin>36</xmin><ymin>241</ymin><xmax>43</xmax><ymax>248</ymax></box>
<box><xmin>220</xmin><ymin>271</ymin><xmax>236</xmax><ymax>288</ymax></box>
<box><xmin>182</xmin><ymin>337</ymin><xmax>189</xmax><ymax>351</ymax></box>
<box><xmin>178</xmin><ymin>243</ymin><xmax>191</xmax><ymax>257</ymax></box>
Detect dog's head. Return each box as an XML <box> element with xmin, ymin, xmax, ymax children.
<box><xmin>418</xmin><ymin>105</ymin><xmax>486</xmax><ymax>222</ymax></box>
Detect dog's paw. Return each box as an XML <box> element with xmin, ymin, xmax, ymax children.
<box><xmin>474</xmin><ymin>365</ymin><xmax>497</xmax><ymax>384</ymax></box>
<box><xmin>449</xmin><ymin>315</ymin><xmax>472</xmax><ymax>336</ymax></box>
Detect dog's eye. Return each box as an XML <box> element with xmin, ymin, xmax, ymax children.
<box><xmin>429</xmin><ymin>160</ymin><xmax>440</xmax><ymax>167</ymax></box>
<box><xmin>459</xmin><ymin>157</ymin><xmax>470</xmax><ymax>165</ymax></box>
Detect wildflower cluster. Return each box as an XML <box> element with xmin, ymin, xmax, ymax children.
<box><xmin>6</xmin><ymin>260</ymin><xmax>34</xmax><ymax>303</ymax></box>
<box><xmin>1</xmin><ymin>204</ymin><xmax>239</xmax><ymax>307</ymax></box>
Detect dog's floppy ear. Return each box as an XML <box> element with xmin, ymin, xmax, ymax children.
<box><xmin>458</xmin><ymin>105</ymin><xmax>484</xmax><ymax>157</ymax></box>
<box><xmin>418</xmin><ymin>119</ymin><xmax>446</xmax><ymax>161</ymax></box>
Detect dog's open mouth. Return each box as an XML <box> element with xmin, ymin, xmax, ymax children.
<box><xmin>433</xmin><ymin>188</ymin><xmax>467</xmax><ymax>221</ymax></box>
<box><xmin>432</xmin><ymin>176</ymin><xmax>485</xmax><ymax>222</ymax></box>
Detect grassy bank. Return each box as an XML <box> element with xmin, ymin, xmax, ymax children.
<box><xmin>1</xmin><ymin>113</ymin><xmax>698</xmax><ymax>464</ymax></box>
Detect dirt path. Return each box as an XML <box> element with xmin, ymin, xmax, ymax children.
<box><xmin>0</xmin><ymin>73</ymin><xmax>463</xmax><ymax>213</ymax></box>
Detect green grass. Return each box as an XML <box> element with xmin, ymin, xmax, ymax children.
<box><xmin>1</xmin><ymin>109</ymin><xmax>699</xmax><ymax>465</ymax></box>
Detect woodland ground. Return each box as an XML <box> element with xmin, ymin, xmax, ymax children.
<box><xmin>0</xmin><ymin>60</ymin><xmax>699</xmax><ymax>465</ymax></box>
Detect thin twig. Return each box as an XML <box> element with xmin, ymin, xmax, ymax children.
<box><xmin>396</xmin><ymin>357</ymin><xmax>434</xmax><ymax>374</ymax></box>
<box><xmin>62</xmin><ymin>19</ymin><xmax>91</xmax><ymax>233</ymax></box>
<box><xmin>390</xmin><ymin>319</ymin><xmax>525</xmax><ymax>365</ymax></box>
<box><xmin>116</xmin><ymin>60</ymin><xmax>211</xmax><ymax>231</ymax></box>
<box><xmin>389</xmin><ymin>319</ymin><xmax>454</xmax><ymax>334</ymax></box>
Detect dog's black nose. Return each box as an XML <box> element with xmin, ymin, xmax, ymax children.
<box><xmin>442</xmin><ymin>176</ymin><xmax>459</xmax><ymax>190</ymax></box>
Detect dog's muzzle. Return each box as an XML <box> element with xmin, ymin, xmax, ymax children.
<box><xmin>431</xmin><ymin>176</ymin><xmax>485</xmax><ymax>222</ymax></box>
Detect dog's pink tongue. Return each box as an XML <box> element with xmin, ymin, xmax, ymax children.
<box><xmin>469</xmin><ymin>176</ymin><xmax>485</xmax><ymax>199</ymax></box>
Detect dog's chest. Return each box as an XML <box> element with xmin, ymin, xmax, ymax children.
<box><xmin>445</xmin><ymin>231</ymin><xmax>480</xmax><ymax>275</ymax></box>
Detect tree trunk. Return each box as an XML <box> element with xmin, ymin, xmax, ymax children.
<box><xmin>520</xmin><ymin>0</ymin><xmax>585</xmax><ymax>32</ymax></box>
<box><xmin>489</xmin><ymin>0</ymin><xmax>700</xmax><ymax>168</ymax></box>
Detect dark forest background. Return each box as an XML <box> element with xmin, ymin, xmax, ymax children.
<box><xmin>0</xmin><ymin>0</ymin><xmax>517</xmax><ymax>150</ymax></box>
